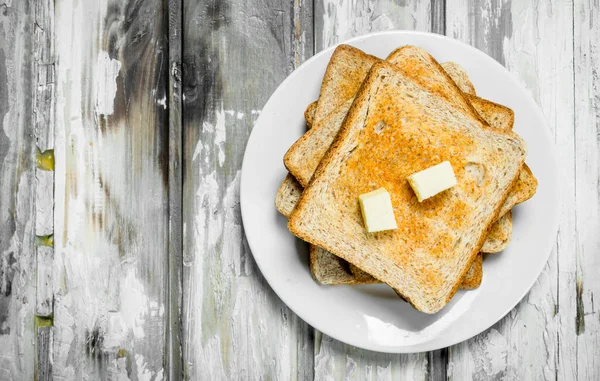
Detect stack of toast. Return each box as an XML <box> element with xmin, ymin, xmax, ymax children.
<box><xmin>275</xmin><ymin>45</ymin><xmax>537</xmax><ymax>313</ymax></box>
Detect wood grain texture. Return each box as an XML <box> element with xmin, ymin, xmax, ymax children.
<box><xmin>37</xmin><ymin>326</ymin><xmax>53</xmax><ymax>381</ymax></box>
<box><xmin>573</xmin><ymin>0</ymin><xmax>600</xmax><ymax>378</ymax></box>
<box><xmin>53</xmin><ymin>0</ymin><xmax>169</xmax><ymax>379</ymax></box>
<box><xmin>181</xmin><ymin>0</ymin><xmax>314</xmax><ymax>380</ymax></box>
<box><xmin>445</xmin><ymin>0</ymin><xmax>582</xmax><ymax>379</ymax></box>
<box><xmin>0</xmin><ymin>1</ymin><xmax>37</xmax><ymax>379</ymax></box>
<box><xmin>167</xmin><ymin>0</ymin><xmax>183</xmax><ymax>380</ymax></box>
<box><xmin>33</xmin><ymin>19</ymin><xmax>54</xmax><ymax>380</ymax></box>
<box><xmin>315</xmin><ymin>0</ymin><xmax>432</xmax><ymax>52</ymax></box>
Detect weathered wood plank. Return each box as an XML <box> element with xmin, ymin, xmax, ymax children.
<box><xmin>36</xmin><ymin>245</ymin><xmax>53</xmax><ymax>317</ymax></box>
<box><xmin>312</xmin><ymin>2</ymin><xmax>435</xmax><ymax>380</ymax></box>
<box><xmin>573</xmin><ymin>0</ymin><xmax>600</xmax><ymax>379</ymax></box>
<box><xmin>33</xmin><ymin>3</ymin><xmax>56</xmax><ymax>378</ymax></box>
<box><xmin>33</xmin><ymin>0</ymin><xmax>54</xmax><ymax>152</ymax></box>
<box><xmin>314</xmin><ymin>334</ymin><xmax>428</xmax><ymax>381</ymax></box>
<box><xmin>314</xmin><ymin>0</ymin><xmax>432</xmax><ymax>52</ymax></box>
<box><xmin>430</xmin><ymin>0</ymin><xmax>445</xmax><ymax>35</ymax></box>
<box><xmin>0</xmin><ymin>1</ymin><xmax>38</xmax><ymax>379</ymax></box>
<box><xmin>37</xmin><ymin>325</ymin><xmax>53</xmax><ymax>381</ymax></box>
<box><xmin>294</xmin><ymin>4</ymin><xmax>316</xmax><ymax>379</ymax></box>
<box><xmin>446</xmin><ymin>0</ymin><xmax>575</xmax><ymax>379</ymax></box>
<box><xmin>181</xmin><ymin>0</ymin><xmax>313</xmax><ymax>379</ymax></box>
<box><xmin>167</xmin><ymin>0</ymin><xmax>183</xmax><ymax>380</ymax></box>
<box><xmin>53</xmin><ymin>0</ymin><xmax>170</xmax><ymax>379</ymax></box>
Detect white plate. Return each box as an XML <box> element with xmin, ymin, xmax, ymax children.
<box><xmin>240</xmin><ymin>31</ymin><xmax>559</xmax><ymax>353</ymax></box>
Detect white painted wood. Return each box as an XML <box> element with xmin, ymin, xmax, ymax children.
<box><xmin>315</xmin><ymin>0</ymin><xmax>432</xmax><ymax>52</ymax></box>
<box><xmin>35</xmin><ymin>168</ymin><xmax>53</xmax><ymax>237</ymax></box>
<box><xmin>166</xmin><ymin>0</ymin><xmax>183</xmax><ymax>379</ymax></box>
<box><xmin>35</xmin><ymin>164</ymin><xmax>54</xmax><ymax>320</ymax></box>
<box><xmin>33</xmin><ymin>0</ymin><xmax>55</xmax><ymax>152</ymax></box>
<box><xmin>53</xmin><ymin>0</ymin><xmax>169</xmax><ymax>379</ymax></box>
<box><xmin>0</xmin><ymin>1</ymin><xmax>38</xmax><ymax>379</ymax></box>
<box><xmin>446</xmin><ymin>0</ymin><xmax>578</xmax><ymax>379</ymax></box>
<box><xmin>33</xmin><ymin>4</ymin><xmax>55</xmax><ymax>350</ymax></box>
<box><xmin>573</xmin><ymin>1</ymin><xmax>600</xmax><ymax>379</ymax></box>
<box><xmin>37</xmin><ymin>326</ymin><xmax>53</xmax><ymax>381</ymax></box>
<box><xmin>36</xmin><ymin>245</ymin><xmax>53</xmax><ymax>317</ymax></box>
<box><xmin>181</xmin><ymin>1</ymin><xmax>314</xmax><ymax>379</ymax></box>
<box><xmin>314</xmin><ymin>333</ymin><xmax>428</xmax><ymax>381</ymax></box>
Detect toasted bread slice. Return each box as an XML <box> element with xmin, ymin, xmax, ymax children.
<box><xmin>310</xmin><ymin>246</ymin><xmax>379</xmax><ymax>285</ymax></box>
<box><xmin>305</xmin><ymin>63</ymin><xmax>510</xmax><ymax>287</ymax></box>
<box><xmin>466</xmin><ymin>94</ymin><xmax>514</xmax><ymax>131</ymax></box>
<box><xmin>459</xmin><ymin>254</ymin><xmax>484</xmax><ymax>289</ymax></box>
<box><xmin>284</xmin><ymin>49</ymin><xmax>529</xmax><ymax>287</ymax></box>
<box><xmin>441</xmin><ymin>62</ymin><xmax>476</xmax><ymax>95</ymax></box>
<box><xmin>500</xmin><ymin>164</ymin><xmax>538</xmax><ymax>215</ymax></box>
<box><xmin>275</xmin><ymin>173</ymin><xmax>304</xmax><ymax>217</ymax></box>
<box><xmin>288</xmin><ymin>62</ymin><xmax>526</xmax><ymax>313</ymax></box>
<box><xmin>320</xmin><ymin>247</ymin><xmax>485</xmax><ymax>289</ymax></box>
<box><xmin>481</xmin><ymin>211</ymin><xmax>513</xmax><ymax>253</ymax></box>
<box><xmin>313</xmin><ymin>45</ymin><xmax>380</xmax><ymax>123</ymax></box>
<box><xmin>306</xmin><ymin>93</ymin><xmax>513</xmax><ymax>285</ymax></box>
<box><xmin>305</xmin><ymin>101</ymin><xmax>317</xmax><ymax>129</ymax></box>
<box><xmin>284</xmin><ymin>59</ymin><xmax>514</xmax><ymax>287</ymax></box>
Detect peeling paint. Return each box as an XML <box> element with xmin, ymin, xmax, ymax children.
<box><xmin>95</xmin><ymin>50</ymin><xmax>121</xmax><ymax>116</ymax></box>
<box><xmin>0</xmin><ymin>1</ymin><xmax>36</xmax><ymax>379</ymax></box>
<box><xmin>201</xmin><ymin>107</ymin><xmax>227</xmax><ymax>166</ymax></box>
<box><xmin>317</xmin><ymin>0</ymin><xmax>430</xmax><ymax>50</ymax></box>
<box><xmin>52</xmin><ymin>0</ymin><xmax>168</xmax><ymax>379</ymax></box>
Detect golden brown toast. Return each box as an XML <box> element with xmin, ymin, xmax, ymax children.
<box><xmin>288</xmin><ymin>61</ymin><xmax>527</xmax><ymax>313</ymax></box>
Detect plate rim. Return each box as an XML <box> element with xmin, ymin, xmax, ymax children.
<box><xmin>240</xmin><ymin>30</ymin><xmax>560</xmax><ymax>353</ymax></box>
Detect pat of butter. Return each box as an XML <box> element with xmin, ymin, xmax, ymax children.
<box><xmin>408</xmin><ymin>161</ymin><xmax>457</xmax><ymax>202</ymax></box>
<box><xmin>359</xmin><ymin>188</ymin><xmax>398</xmax><ymax>233</ymax></box>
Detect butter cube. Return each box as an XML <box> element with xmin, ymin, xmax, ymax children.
<box><xmin>407</xmin><ymin>161</ymin><xmax>457</xmax><ymax>202</ymax></box>
<box><xmin>359</xmin><ymin>188</ymin><xmax>398</xmax><ymax>233</ymax></box>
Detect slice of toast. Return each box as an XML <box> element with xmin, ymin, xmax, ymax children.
<box><xmin>345</xmin><ymin>252</ymin><xmax>483</xmax><ymax>289</ymax></box>
<box><xmin>441</xmin><ymin>62</ymin><xmax>477</xmax><ymax>95</ymax></box>
<box><xmin>304</xmin><ymin>101</ymin><xmax>317</xmax><ymax>128</ymax></box>
<box><xmin>278</xmin><ymin>58</ymin><xmax>515</xmax><ymax>286</ymax></box>
<box><xmin>310</xmin><ymin>245</ymin><xmax>379</xmax><ymax>285</ymax></box>
<box><xmin>288</xmin><ymin>61</ymin><xmax>526</xmax><ymax>313</ymax></box>
<box><xmin>275</xmin><ymin>173</ymin><xmax>304</xmax><ymax>218</ymax></box>
<box><xmin>280</xmin><ymin>49</ymin><xmax>530</xmax><ymax>286</ymax></box>
<box><xmin>306</xmin><ymin>95</ymin><xmax>513</xmax><ymax>285</ymax></box>
<box><xmin>481</xmin><ymin>211</ymin><xmax>513</xmax><ymax>253</ymax></box>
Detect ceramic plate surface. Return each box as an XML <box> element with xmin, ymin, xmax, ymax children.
<box><xmin>240</xmin><ymin>31</ymin><xmax>559</xmax><ymax>353</ymax></box>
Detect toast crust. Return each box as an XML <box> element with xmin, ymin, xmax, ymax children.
<box><xmin>304</xmin><ymin>101</ymin><xmax>318</xmax><ymax>128</ymax></box>
<box><xmin>386</xmin><ymin>46</ymin><xmax>491</xmax><ymax>128</ymax></box>
<box><xmin>441</xmin><ymin>61</ymin><xmax>477</xmax><ymax>95</ymax></box>
<box><xmin>284</xmin><ymin>51</ymin><xmax>534</xmax><ymax>288</ymax></box>
<box><xmin>289</xmin><ymin>62</ymin><xmax>526</xmax><ymax>313</ymax></box>
<box><xmin>348</xmin><ymin>253</ymin><xmax>484</xmax><ymax>289</ymax></box>
<box><xmin>314</xmin><ymin>45</ymin><xmax>380</xmax><ymax>123</ymax></box>
<box><xmin>482</xmin><ymin>211</ymin><xmax>513</xmax><ymax>253</ymax></box>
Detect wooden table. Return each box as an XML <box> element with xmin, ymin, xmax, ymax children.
<box><xmin>0</xmin><ymin>0</ymin><xmax>598</xmax><ymax>380</ymax></box>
